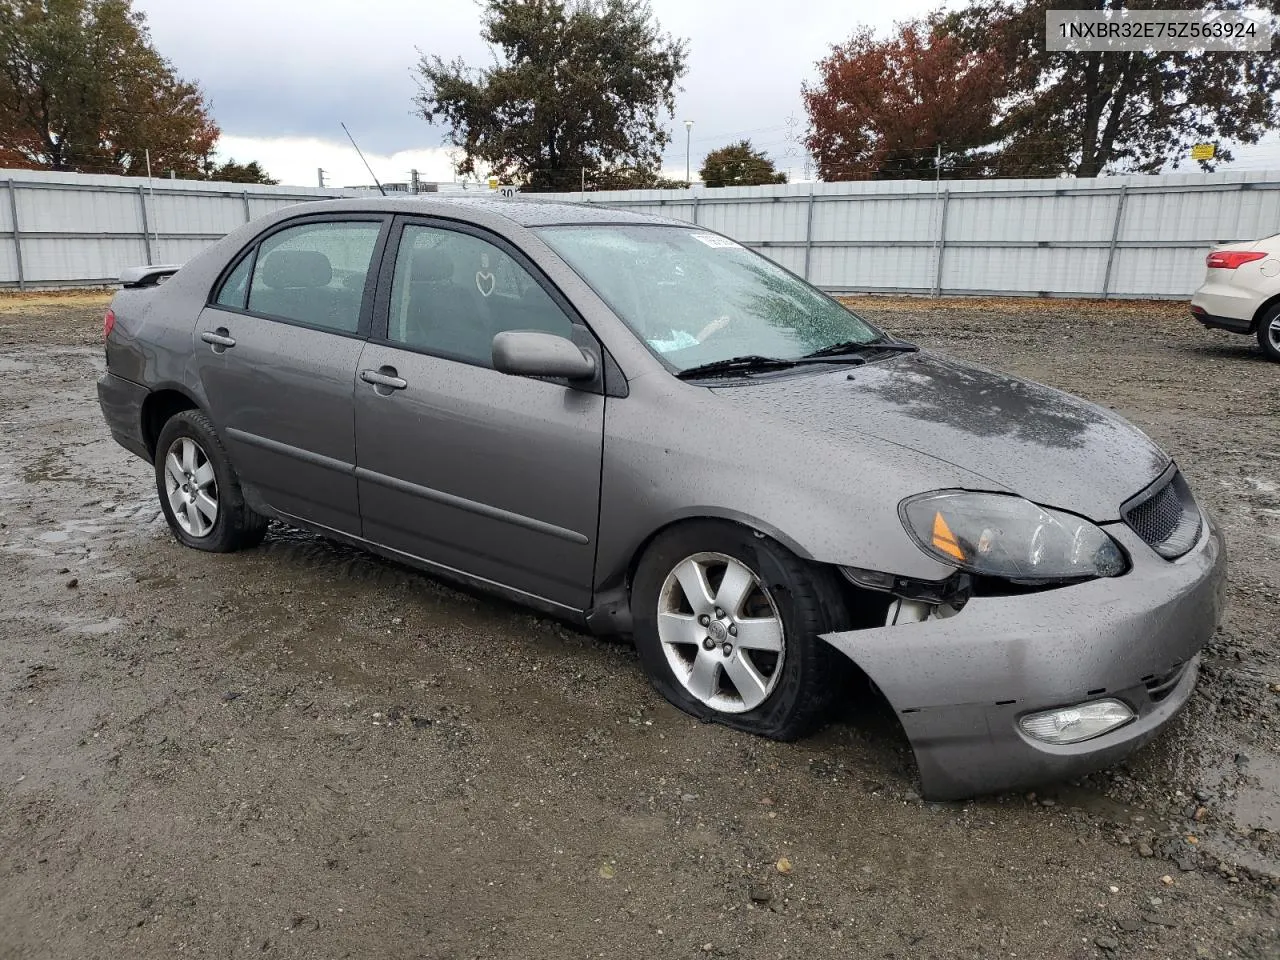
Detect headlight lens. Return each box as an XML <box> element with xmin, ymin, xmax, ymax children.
<box><xmin>901</xmin><ymin>491</ymin><xmax>1126</xmax><ymax>582</ymax></box>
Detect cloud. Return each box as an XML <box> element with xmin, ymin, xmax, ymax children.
<box><xmin>213</xmin><ymin>135</ymin><xmax>465</xmax><ymax>189</ymax></box>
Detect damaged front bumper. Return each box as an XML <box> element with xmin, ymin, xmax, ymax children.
<box><xmin>821</xmin><ymin>515</ymin><xmax>1227</xmax><ymax>801</ymax></box>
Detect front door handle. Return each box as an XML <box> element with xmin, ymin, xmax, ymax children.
<box><xmin>200</xmin><ymin>328</ymin><xmax>236</xmax><ymax>350</ymax></box>
<box><xmin>360</xmin><ymin>367</ymin><xmax>407</xmax><ymax>391</ymax></box>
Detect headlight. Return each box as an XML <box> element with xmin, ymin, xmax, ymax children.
<box><xmin>900</xmin><ymin>491</ymin><xmax>1126</xmax><ymax>582</ymax></box>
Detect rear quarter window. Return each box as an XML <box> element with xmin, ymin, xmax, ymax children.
<box><xmin>212</xmin><ymin>251</ymin><xmax>255</xmax><ymax>310</ymax></box>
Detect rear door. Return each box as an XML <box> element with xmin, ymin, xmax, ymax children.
<box><xmin>194</xmin><ymin>216</ymin><xmax>389</xmax><ymax>535</ymax></box>
<box><xmin>353</xmin><ymin>218</ymin><xmax>605</xmax><ymax>611</ymax></box>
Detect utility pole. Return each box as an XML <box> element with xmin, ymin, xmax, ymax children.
<box><xmin>684</xmin><ymin>119</ymin><xmax>694</xmax><ymax>183</ymax></box>
<box><xmin>317</xmin><ymin>168</ymin><xmax>327</xmax><ymax>189</ymax></box>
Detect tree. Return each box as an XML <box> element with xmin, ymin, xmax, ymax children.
<box><xmin>203</xmin><ymin>158</ymin><xmax>277</xmax><ymax>184</ymax></box>
<box><xmin>802</xmin><ymin>19</ymin><xmax>1007</xmax><ymax>181</ymax></box>
<box><xmin>943</xmin><ymin>0</ymin><xmax>1280</xmax><ymax>177</ymax></box>
<box><xmin>414</xmin><ymin>0</ymin><xmax>688</xmax><ymax>192</ymax></box>
<box><xmin>592</xmin><ymin>164</ymin><xmax>687</xmax><ymax>190</ymax></box>
<box><xmin>0</xmin><ymin>0</ymin><xmax>220</xmax><ymax>176</ymax></box>
<box><xmin>699</xmin><ymin>140</ymin><xmax>787</xmax><ymax>187</ymax></box>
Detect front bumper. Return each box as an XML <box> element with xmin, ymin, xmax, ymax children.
<box><xmin>821</xmin><ymin>516</ymin><xmax>1227</xmax><ymax>800</ymax></box>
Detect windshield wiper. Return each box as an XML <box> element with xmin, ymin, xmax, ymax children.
<box><xmin>676</xmin><ymin>355</ymin><xmax>797</xmax><ymax>379</ymax></box>
<box><xmin>677</xmin><ymin>339</ymin><xmax>920</xmax><ymax>380</ymax></box>
<box><xmin>802</xmin><ymin>337</ymin><xmax>920</xmax><ymax>360</ymax></box>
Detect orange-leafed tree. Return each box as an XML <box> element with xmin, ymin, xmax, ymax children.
<box><xmin>0</xmin><ymin>0</ymin><xmax>219</xmax><ymax>176</ymax></box>
<box><xmin>802</xmin><ymin>19</ymin><xmax>1007</xmax><ymax>181</ymax></box>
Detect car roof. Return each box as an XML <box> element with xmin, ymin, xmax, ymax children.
<box><xmin>306</xmin><ymin>195</ymin><xmax>682</xmax><ymax>228</ymax></box>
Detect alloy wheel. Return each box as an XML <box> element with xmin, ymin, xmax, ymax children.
<box><xmin>1269</xmin><ymin>315</ymin><xmax>1280</xmax><ymax>351</ymax></box>
<box><xmin>163</xmin><ymin>436</ymin><xmax>218</xmax><ymax>538</ymax></box>
<box><xmin>656</xmin><ymin>552</ymin><xmax>785</xmax><ymax>713</ymax></box>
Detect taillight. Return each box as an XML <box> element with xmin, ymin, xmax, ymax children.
<box><xmin>1206</xmin><ymin>250</ymin><xmax>1267</xmax><ymax>270</ymax></box>
<box><xmin>103</xmin><ymin>308</ymin><xmax>115</xmax><ymax>339</ymax></box>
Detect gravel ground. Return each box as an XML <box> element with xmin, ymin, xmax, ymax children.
<box><xmin>1</xmin><ymin>291</ymin><xmax>1278</xmax><ymax>959</ymax></box>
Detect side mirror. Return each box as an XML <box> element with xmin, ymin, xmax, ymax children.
<box><xmin>492</xmin><ymin>330</ymin><xmax>597</xmax><ymax>381</ymax></box>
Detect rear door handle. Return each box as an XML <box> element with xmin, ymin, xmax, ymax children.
<box><xmin>201</xmin><ymin>328</ymin><xmax>236</xmax><ymax>349</ymax></box>
<box><xmin>360</xmin><ymin>367</ymin><xmax>407</xmax><ymax>390</ymax></box>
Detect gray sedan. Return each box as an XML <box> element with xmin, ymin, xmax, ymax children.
<box><xmin>97</xmin><ymin>197</ymin><xmax>1226</xmax><ymax>799</ymax></box>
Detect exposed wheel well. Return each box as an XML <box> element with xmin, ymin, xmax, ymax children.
<box><xmin>613</xmin><ymin>516</ymin><xmax>888</xmax><ymax>630</ymax></box>
<box><xmin>1251</xmin><ymin>293</ymin><xmax>1280</xmax><ymax>331</ymax></box>
<box><xmin>141</xmin><ymin>389</ymin><xmax>199</xmax><ymax>460</ymax></box>
<box><xmin>618</xmin><ymin>516</ymin><xmax>902</xmax><ymax>734</ymax></box>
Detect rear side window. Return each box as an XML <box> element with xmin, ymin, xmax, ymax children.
<box><xmin>213</xmin><ymin>251</ymin><xmax>255</xmax><ymax>310</ymax></box>
<box><xmin>245</xmin><ymin>221</ymin><xmax>381</xmax><ymax>333</ymax></box>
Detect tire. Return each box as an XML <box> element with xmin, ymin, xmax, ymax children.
<box><xmin>154</xmin><ymin>409</ymin><xmax>268</xmax><ymax>552</ymax></box>
<box><xmin>630</xmin><ymin>520</ymin><xmax>849</xmax><ymax>741</ymax></box>
<box><xmin>1257</xmin><ymin>305</ymin><xmax>1280</xmax><ymax>363</ymax></box>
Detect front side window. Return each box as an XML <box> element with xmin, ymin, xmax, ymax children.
<box><xmin>246</xmin><ymin>221</ymin><xmax>381</xmax><ymax>333</ymax></box>
<box><xmin>386</xmin><ymin>224</ymin><xmax>572</xmax><ymax>366</ymax></box>
<box><xmin>536</xmin><ymin>225</ymin><xmax>883</xmax><ymax>372</ymax></box>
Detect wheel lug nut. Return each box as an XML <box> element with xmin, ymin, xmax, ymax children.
<box><xmin>728</xmin><ymin>624</ymin><xmax>737</xmax><ymax>636</ymax></box>
<box><xmin>702</xmin><ymin>637</ymin><xmax>715</xmax><ymax>651</ymax></box>
<box><xmin>698</xmin><ymin>614</ymin><xmax>710</xmax><ymax>626</ymax></box>
<box><xmin>722</xmin><ymin>642</ymin><xmax>733</xmax><ymax>656</ymax></box>
<box><xmin>714</xmin><ymin>607</ymin><xmax>724</xmax><ymax>619</ymax></box>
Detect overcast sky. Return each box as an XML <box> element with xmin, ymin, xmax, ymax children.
<box><xmin>132</xmin><ymin>0</ymin><xmax>947</xmax><ymax>186</ymax></box>
<box><xmin>135</xmin><ymin>0</ymin><xmax>1280</xmax><ymax>188</ymax></box>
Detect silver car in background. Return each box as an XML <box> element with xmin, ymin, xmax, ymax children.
<box><xmin>97</xmin><ymin>197</ymin><xmax>1226</xmax><ymax>799</ymax></box>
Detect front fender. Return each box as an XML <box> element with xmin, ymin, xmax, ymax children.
<box><xmin>594</xmin><ymin>380</ymin><xmax>985</xmax><ymax>590</ymax></box>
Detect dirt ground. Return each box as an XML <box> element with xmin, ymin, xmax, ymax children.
<box><xmin>1</xmin><ymin>291</ymin><xmax>1278</xmax><ymax>960</ymax></box>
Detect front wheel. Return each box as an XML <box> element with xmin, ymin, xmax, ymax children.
<box><xmin>630</xmin><ymin>521</ymin><xmax>848</xmax><ymax>741</ymax></box>
<box><xmin>1257</xmin><ymin>305</ymin><xmax>1280</xmax><ymax>362</ymax></box>
<box><xmin>154</xmin><ymin>409</ymin><xmax>267</xmax><ymax>552</ymax></box>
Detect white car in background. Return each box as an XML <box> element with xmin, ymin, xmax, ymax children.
<box><xmin>1190</xmin><ymin>236</ymin><xmax>1280</xmax><ymax>362</ymax></box>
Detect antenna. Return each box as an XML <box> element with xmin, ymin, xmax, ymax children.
<box><xmin>341</xmin><ymin>122</ymin><xmax>386</xmax><ymax>196</ymax></box>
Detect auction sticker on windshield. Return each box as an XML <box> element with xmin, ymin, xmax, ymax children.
<box><xmin>690</xmin><ymin>232</ymin><xmax>741</xmax><ymax>249</ymax></box>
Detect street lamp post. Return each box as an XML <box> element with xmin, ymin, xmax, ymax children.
<box><xmin>684</xmin><ymin>119</ymin><xmax>693</xmax><ymax>184</ymax></box>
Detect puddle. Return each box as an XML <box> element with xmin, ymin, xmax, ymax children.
<box><xmin>1206</xmin><ymin>749</ymin><xmax>1280</xmax><ymax>834</ymax></box>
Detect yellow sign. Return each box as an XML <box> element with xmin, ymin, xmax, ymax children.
<box><xmin>487</xmin><ymin>176</ymin><xmax>499</xmax><ymax>189</ymax></box>
<box><xmin>1191</xmin><ymin>143</ymin><xmax>1215</xmax><ymax>161</ymax></box>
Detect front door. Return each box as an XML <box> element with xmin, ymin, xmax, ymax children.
<box><xmin>353</xmin><ymin>220</ymin><xmax>605</xmax><ymax>611</ymax></box>
<box><xmin>194</xmin><ymin>217</ymin><xmax>386</xmax><ymax>535</ymax></box>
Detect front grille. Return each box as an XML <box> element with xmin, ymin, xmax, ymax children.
<box><xmin>1143</xmin><ymin>661</ymin><xmax>1187</xmax><ymax>703</ymax></box>
<box><xmin>1122</xmin><ymin>469</ymin><xmax>1202</xmax><ymax>559</ymax></box>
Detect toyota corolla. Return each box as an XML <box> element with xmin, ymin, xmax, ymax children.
<box><xmin>97</xmin><ymin>197</ymin><xmax>1226</xmax><ymax>799</ymax></box>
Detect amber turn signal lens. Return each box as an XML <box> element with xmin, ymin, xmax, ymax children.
<box><xmin>931</xmin><ymin>512</ymin><xmax>965</xmax><ymax>562</ymax></box>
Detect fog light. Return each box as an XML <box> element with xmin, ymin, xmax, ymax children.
<box><xmin>1019</xmin><ymin>699</ymin><xmax>1135</xmax><ymax>745</ymax></box>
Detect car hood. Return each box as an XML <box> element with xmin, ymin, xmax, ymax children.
<box><xmin>710</xmin><ymin>352</ymin><xmax>1170</xmax><ymax>522</ymax></box>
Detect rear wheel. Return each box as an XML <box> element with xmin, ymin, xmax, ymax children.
<box><xmin>154</xmin><ymin>409</ymin><xmax>267</xmax><ymax>552</ymax></box>
<box><xmin>1257</xmin><ymin>305</ymin><xmax>1280</xmax><ymax>362</ymax></box>
<box><xmin>631</xmin><ymin>520</ymin><xmax>848</xmax><ymax>740</ymax></box>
